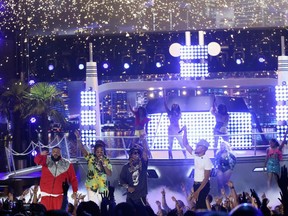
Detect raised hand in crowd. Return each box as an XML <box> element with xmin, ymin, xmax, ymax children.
<box><xmin>19</xmin><ymin>188</ymin><xmax>30</xmax><ymax>202</ymax></box>
<box><xmin>100</xmin><ymin>190</ymin><xmax>110</xmax><ymax>216</ymax></box>
<box><xmin>250</xmin><ymin>188</ymin><xmax>261</xmax><ymax>209</ymax></box>
<box><xmin>213</xmin><ymin>196</ymin><xmax>225</xmax><ymax>212</ymax></box>
<box><xmin>32</xmin><ymin>185</ymin><xmax>40</xmax><ymax>204</ymax></box>
<box><xmin>100</xmin><ymin>186</ymin><xmax>116</xmax><ymax>216</ymax></box>
<box><xmin>27</xmin><ymin>188</ymin><xmax>33</xmax><ymax>204</ymax></box>
<box><xmin>187</xmin><ymin>187</ymin><xmax>196</xmax><ymax>211</ymax></box>
<box><xmin>240</xmin><ymin>191</ymin><xmax>248</xmax><ymax>204</ymax></box>
<box><xmin>180</xmin><ymin>182</ymin><xmax>188</xmax><ymax>199</ymax></box>
<box><xmin>277</xmin><ymin>165</ymin><xmax>288</xmax><ymax>216</ymax></box>
<box><xmin>161</xmin><ymin>188</ymin><xmax>170</xmax><ymax>213</ymax></box>
<box><xmin>155</xmin><ymin>200</ymin><xmax>166</xmax><ymax>216</ymax></box>
<box><xmin>227</xmin><ymin>180</ymin><xmax>238</xmax><ymax>208</ymax></box>
<box><xmin>171</xmin><ymin>196</ymin><xmax>185</xmax><ymax>216</ymax></box>
<box><xmin>260</xmin><ymin>197</ymin><xmax>271</xmax><ymax>216</ymax></box>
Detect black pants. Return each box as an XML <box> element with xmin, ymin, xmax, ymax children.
<box><xmin>126</xmin><ymin>196</ymin><xmax>147</xmax><ymax>207</ymax></box>
<box><xmin>193</xmin><ymin>181</ymin><xmax>210</xmax><ymax>210</ymax></box>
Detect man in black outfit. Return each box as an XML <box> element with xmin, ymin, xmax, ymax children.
<box><xmin>120</xmin><ymin>138</ymin><xmax>149</xmax><ymax>207</ymax></box>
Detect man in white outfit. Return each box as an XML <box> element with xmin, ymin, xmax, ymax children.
<box><xmin>182</xmin><ymin>126</ymin><xmax>213</xmax><ymax>210</ymax></box>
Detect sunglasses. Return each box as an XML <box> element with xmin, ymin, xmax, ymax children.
<box><xmin>133</xmin><ymin>151</ymin><xmax>140</xmax><ymax>155</ymax></box>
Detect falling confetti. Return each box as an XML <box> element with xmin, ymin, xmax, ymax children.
<box><xmin>0</xmin><ymin>0</ymin><xmax>287</xmax><ymax>36</ymax></box>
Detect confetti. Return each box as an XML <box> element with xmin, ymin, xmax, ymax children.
<box><xmin>0</xmin><ymin>0</ymin><xmax>287</xmax><ymax>36</ymax></box>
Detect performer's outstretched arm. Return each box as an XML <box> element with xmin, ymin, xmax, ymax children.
<box><xmin>182</xmin><ymin>126</ymin><xmax>193</xmax><ymax>155</ymax></box>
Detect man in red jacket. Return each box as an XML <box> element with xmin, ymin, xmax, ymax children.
<box><xmin>34</xmin><ymin>146</ymin><xmax>78</xmax><ymax>210</ymax></box>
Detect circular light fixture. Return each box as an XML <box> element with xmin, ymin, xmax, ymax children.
<box><xmin>169</xmin><ymin>43</ymin><xmax>181</xmax><ymax>57</ymax></box>
<box><xmin>208</xmin><ymin>42</ymin><xmax>221</xmax><ymax>56</ymax></box>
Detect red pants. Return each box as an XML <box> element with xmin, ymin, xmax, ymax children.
<box><xmin>41</xmin><ymin>195</ymin><xmax>63</xmax><ymax>211</ymax></box>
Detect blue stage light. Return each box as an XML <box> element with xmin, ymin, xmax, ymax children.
<box><xmin>30</xmin><ymin>117</ymin><xmax>36</xmax><ymax>124</ymax></box>
<box><xmin>258</xmin><ymin>57</ymin><xmax>265</xmax><ymax>63</ymax></box>
<box><xmin>28</xmin><ymin>80</ymin><xmax>35</xmax><ymax>85</ymax></box>
<box><xmin>78</xmin><ymin>63</ymin><xmax>85</xmax><ymax>70</ymax></box>
<box><xmin>156</xmin><ymin>62</ymin><xmax>162</xmax><ymax>68</ymax></box>
<box><xmin>48</xmin><ymin>64</ymin><xmax>54</xmax><ymax>71</ymax></box>
<box><xmin>124</xmin><ymin>63</ymin><xmax>130</xmax><ymax>69</ymax></box>
<box><xmin>103</xmin><ymin>63</ymin><xmax>109</xmax><ymax>69</ymax></box>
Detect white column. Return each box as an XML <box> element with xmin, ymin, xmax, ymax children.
<box><xmin>277</xmin><ymin>56</ymin><xmax>288</xmax><ymax>86</ymax></box>
<box><xmin>185</xmin><ymin>31</ymin><xmax>191</xmax><ymax>46</ymax></box>
<box><xmin>86</xmin><ymin>61</ymin><xmax>101</xmax><ymax>137</ymax></box>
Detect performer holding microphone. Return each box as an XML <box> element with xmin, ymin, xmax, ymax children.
<box><xmin>75</xmin><ymin>130</ymin><xmax>112</xmax><ymax>206</ymax></box>
<box><xmin>210</xmin><ymin>96</ymin><xmax>230</xmax><ymax>157</ymax></box>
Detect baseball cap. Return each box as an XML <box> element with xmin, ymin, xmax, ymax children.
<box><xmin>129</xmin><ymin>144</ymin><xmax>143</xmax><ymax>156</ymax></box>
<box><xmin>196</xmin><ymin>139</ymin><xmax>210</xmax><ymax>148</ymax></box>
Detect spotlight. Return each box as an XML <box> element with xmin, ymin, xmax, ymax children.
<box><xmin>30</xmin><ymin>117</ymin><xmax>36</xmax><ymax>124</ymax></box>
<box><xmin>156</xmin><ymin>62</ymin><xmax>162</xmax><ymax>68</ymax></box>
<box><xmin>233</xmin><ymin>51</ymin><xmax>245</xmax><ymax>65</ymax></box>
<box><xmin>28</xmin><ymin>80</ymin><xmax>35</xmax><ymax>85</ymax></box>
<box><xmin>236</xmin><ymin>58</ymin><xmax>243</xmax><ymax>65</ymax></box>
<box><xmin>154</xmin><ymin>54</ymin><xmax>165</xmax><ymax>68</ymax></box>
<box><xmin>258</xmin><ymin>57</ymin><xmax>265</xmax><ymax>63</ymax></box>
<box><xmin>77</xmin><ymin>57</ymin><xmax>86</xmax><ymax>70</ymax></box>
<box><xmin>46</xmin><ymin>59</ymin><xmax>56</xmax><ymax>71</ymax></box>
<box><xmin>48</xmin><ymin>64</ymin><xmax>54</xmax><ymax>71</ymax></box>
<box><xmin>124</xmin><ymin>63</ymin><xmax>130</xmax><ymax>69</ymax></box>
<box><xmin>182</xmin><ymin>90</ymin><xmax>187</xmax><ymax>96</ymax></box>
<box><xmin>122</xmin><ymin>55</ymin><xmax>132</xmax><ymax>69</ymax></box>
<box><xmin>32</xmin><ymin>150</ymin><xmax>38</xmax><ymax>157</ymax></box>
<box><xmin>78</xmin><ymin>63</ymin><xmax>85</xmax><ymax>70</ymax></box>
<box><xmin>103</xmin><ymin>63</ymin><xmax>109</xmax><ymax>69</ymax></box>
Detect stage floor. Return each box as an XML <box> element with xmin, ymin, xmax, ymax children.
<box><xmin>0</xmin><ymin>147</ymin><xmax>286</xmax><ymax>212</ymax></box>
<box><xmin>0</xmin><ymin>148</ymin><xmax>268</xmax><ymax>181</ymax></box>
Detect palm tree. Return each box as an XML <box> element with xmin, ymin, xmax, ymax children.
<box><xmin>25</xmin><ymin>82</ymin><xmax>66</xmax><ymax>146</ymax></box>
<box><xmin>0</xmin><ymin>81</ymin><xmax>30</xmax><ymax>151</ymax></box>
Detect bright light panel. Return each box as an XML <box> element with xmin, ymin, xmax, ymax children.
<box><xmin>81</xmin><ymin>110</ymin><xmax>97</xmax><ymax>126</ymax></box>
<box><xmin>80</xmin><ymin>90</ymin><xmax>98</xmax><ymax>145</ymax></box>
<box><xmin>275</xmin><ymin>85</ymin><xmax>288</xmax><ymax>102</ymax></box>
<box><xmin>80</xmin><ymin>91</ymin><xmax>97</xmax><ymax>107</ymax></box>
<box><xmin>180</xmin><ymin>45</ymin><xmax>209</xmax><ymax>78</ymax></box>
<box><xmin>180</xmin><ymin>61</ymin><xmax>208</xmax><ymax>78</ymax></box>
<box><xmin>147</xmin><ymin>112</ymin><xmax>252</xmax><ymax>150</ymax></box>
<box><xmin>275</xmin><ymin>85</ymin><xmax>288</xmax><ymax>140</ymax></box>
<box><xmin>180</xmin><ymin>45</ymin><xmax>208</xmax><ymax>60</ymax></box>
<box><xmin>81</xmin><ymin>129</ymin><xmax>97</xmax><ymax>145</ymax></box>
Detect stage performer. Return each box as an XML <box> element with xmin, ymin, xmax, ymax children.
<box><xmin>210</xmin><ymin>96</ymin><xmax>229</xmax><ymax>156</ymax></box>
<box><xmin>214</xmin><ymin>141</ymin><xmax>236</xmax><ymax>195</ymax></box>
<box><xmin>264</xmin><ymin>128</ymin><xmax>287</xmax><ymax>189</ymax></box>
<box><xmin>182</xmin><ymin>126</ymin><xmax>213</xmax><ymax>210</ymax></box>
<box><xmin>164</xmin><ymin>97</ymin><xmax>186</xmax><ymax>159</ymax></box>
<box><xmin>34</xmin><ymin>146</ymin><xmax>78</xmax><ymax>211</ymax></box>
<box><xmin>75</xmin><ymin>130</ymin><xmax>112</xmax><ymax>206</ymax></box>
<box><xmin>129</xmin><ymin>103</ymin><xmax>150</xmax><ymax>139</ymax></box>
<box><xmin>119</xmin><ymin>137</ymin><xmax>149</xmax><ymax>208</ymax></box>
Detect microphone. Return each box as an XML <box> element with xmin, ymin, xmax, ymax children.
<box><xmin>178</xmin><ymin>125</ymin><xmax>186</xmax><ymax>134</ymax></box>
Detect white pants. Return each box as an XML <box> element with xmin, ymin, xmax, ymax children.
<box><xmin>87</xmin><ymin>188</ymin><xmax>102</xmax><ymax>207</ymax></box>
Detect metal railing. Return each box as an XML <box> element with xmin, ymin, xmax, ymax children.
<box><xmin>3</xmin><ymin>131</ymin><xmax>281</xmax><ymax>174</ymax></box>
